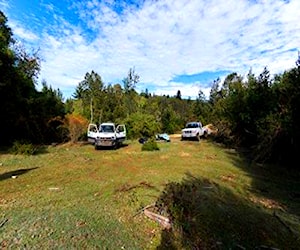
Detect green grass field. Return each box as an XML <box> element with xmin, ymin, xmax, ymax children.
<box><xmin>1</xmin><ymin>136</ymin><xmax>299</xmax><ymax>249</ymax></box>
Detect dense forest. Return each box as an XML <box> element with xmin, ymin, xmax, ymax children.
<box><xmin>1</xmin><ymin>11</ymin><xmax>300</xmax><ymax>168</ymax></box>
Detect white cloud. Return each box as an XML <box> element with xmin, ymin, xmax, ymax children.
<box><xmin>7</xmin><ymin>0</ymin><xmax>300</xmax><ymax>98</ymax></box>
<box><xmin>147</xmin><ymin>81</ymin><xmax>211</xmax><ymax>100</ymax></box>
<box><xmin>9</xmin><ymin>21</ymin><xmax>39</xmax><ymax>42</ymax></box>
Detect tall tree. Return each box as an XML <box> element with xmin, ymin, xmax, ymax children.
<box><xmin>192</xmin><ymin>90</ymin><xmax>211</xmax><ymax>125</ymax></box>
<box><xmin>0</xmin><ymin>11</ymin><xmax>42</xmax><ymax>144</ymax></box>
<box><xmin>209</xmin><ymin>78</ymin><xmax>221</xmax><ymax>105</ymax></box>
<box><xmin>29</xmin><ymin>80</ymin><xmax>66</xmax><ymax>143</ymax></box>
<box><xmin>123</xmin><ymin>67</ymin><xmax>140</xmax><ymax>115</ymax></box>
<box><xmin>123</xmin><ymin>67</ymin><xmax>140</xmax><ymax>93</ymax></box>
<box><xmin>176</xmin><ymin>90</ymin><xmax>182</xmax><ymax>100</ymax></box>
<box><xmin>73</xmin><ymin>70</ymin><xmax>104</xmax><ymax>123</ymax></box>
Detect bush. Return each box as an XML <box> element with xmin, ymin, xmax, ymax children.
<box><xmin>141</xmin><ymin>139</ymin><xmax>159</xmax><ymax>151</ymax></box>
<box><xmin>64</xmin><ymin>114</ymin><xmax>89</xmax><ymax>142</ymax></box>
<box><xmin>10</xmin><ymin>141</ymin><xmax>37</xmax><ymax>155</ymax></box>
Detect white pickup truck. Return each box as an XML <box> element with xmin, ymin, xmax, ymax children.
<box><xmin>87</xmin><ymin>122</ymin><xmax>126</xmax><ymax>149</ymax></box>
<box><xmin>181</xmin><ymin>121</ymin><xmax>207</xmax><ymax>141</ymax></box>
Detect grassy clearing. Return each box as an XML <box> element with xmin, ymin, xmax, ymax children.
<box><xmin>0</xmin><ymin>136</ymin><xmax>299</xmax><ymax>249</ymax></box>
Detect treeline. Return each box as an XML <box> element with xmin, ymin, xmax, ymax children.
<box><xmin>1</xmin><ymin>10</ymin><xmax>300</xmax><ymax>168</ymax></box>
<box><xmin>0</xmin><ymin>11</ymin><xmax>65</xmax><ymax>145</ymax></box>
<box><xmin>209</xmin><ymin>67</ymin><xmax>300</xmax><ymax>167</ymax></box>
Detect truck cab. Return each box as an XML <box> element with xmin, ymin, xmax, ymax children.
<box><xmin>87</xmin><ymin>122</ymin><xmax>126</xmax><ymax>149</ymax></box>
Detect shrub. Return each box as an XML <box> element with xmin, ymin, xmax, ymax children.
<box><xmin>141</xmin><ymin>139</ymin><xmax>159</xmax><ymax>151</ymax></box>
<box><xmin>64</xmin><ymin>114</ymin><xmax>89</xmax><ymax>142</ymax></box>
<box><xmin>11</xmin><ymin>141</ymin><xmax>37</xmax><ymax>155</ymax></box>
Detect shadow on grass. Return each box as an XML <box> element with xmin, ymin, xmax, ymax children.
<box><xmin>95</xmin><ymin>143</ymin><xmax>129</xmax><ymax>150</ymax></box>
<box><xmin>223</xmin><ymin>144</ymin><xmax>300</xmax><ymax>219</ymax></box>
<box><xmin>33</xmin><ymin>145</ymin><xmax>49</xmax><ymax>155</ymax></box>
<box><xmin>155</xmin><ymin>173</ymin><xmax>300</xmax><ymax>249</ymax></box>
<box><xmin>0</xmin><ymin>167</ymin><xmax>39</xmax><ymax>182</ymax></box>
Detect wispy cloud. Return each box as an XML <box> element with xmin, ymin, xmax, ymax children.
<box><xmin>4</xmin><ymin>0</ymin><xmax>300</xmax><ymax>99</ymax></box>
<box><xmin>0</xmin><ymin>0</ymin><xmax>9</xmax><ymax>9</ymax></box>
<box><xmin>9</xmin><ymin>21</ymin><xmax>39</xmax><ymax>42</ymax></box>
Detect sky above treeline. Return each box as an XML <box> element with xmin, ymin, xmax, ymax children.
<box><xmin>1</xmin><ymin>0</ymin><xmax>300</xmax><ymax>99</ymax></box>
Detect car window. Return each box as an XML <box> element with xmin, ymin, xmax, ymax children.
<box><xmin>187</xmin><ymin>123</ymin><xmax>199</xmax><ymax>128</ymax></box>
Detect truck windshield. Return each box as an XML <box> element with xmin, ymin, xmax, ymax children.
<box><xmin>186</xmin><ymin>123</ymin><xmax>199</xmax><ymax>128</ymax></box>
<box><xmin>100</xmin><ymin>125</ymin><xmax>114</xmax><ymax>132</ymax></box>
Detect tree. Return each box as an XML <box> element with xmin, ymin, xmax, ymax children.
<box><xmin>265</xmin><ymin>67</ymin><xmax>300</xmax><ymax>166</ymax></box>
<box><xmin>73</xmin><ymin>70</ymin><xmax>104</xmax><ymax>122</ymax></box>
<box><xmin>193</xmin><ymin>90</ymin><xmax>211</xmax><ymax>125</ymax></box>
<box><xmin>123</xmin><ymin>67</ymin><xmax>140</xmax><ymax>115</ymax></box>
<box><xmin>176</xmin><ymin>90</ymin><xmax>182</xmax><ymax>100</ymax></box>
<box><xmin>140</xmin><ymin>88</ymin><xmax>150</xmax><ymax>98</ymax></box>
<box><xmin>0</xmin><ymin>11</ymin><xmax>69</xmax><ymax>145</ymax></box>
<box><xmin>123</xmin><ymin>67</ymin><xmax>140</xmax><ymax>93</ymax></box>
<box><xmin>0</xmin><ymin>11</ymin><xmax>42</xmax><ymax>144</ymax></box>
<box><xmin>161</xmin><ymin>106</ymin><xmax>177</xmax><ymax>134</ymax></box>
<box><xmin>209</xmin><ymin>78</ymin><xmax>221</xmax><ymax>105</ymax></box>
<box><xmin>125</xmin><ymin>112</ymin><xmax>161</xmax><ymax>139</ymax></box>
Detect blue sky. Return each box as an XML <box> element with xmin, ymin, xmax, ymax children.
<box><xmin>1</xmin><ymin>0</ymin><xmax>299</xmax><ymax>99</ymax></box>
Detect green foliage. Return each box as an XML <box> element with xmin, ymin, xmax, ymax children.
<box><xmin>69</xmin><ymin>62</ymin><xmax>300</xmax><ymax>168</ymax></box>
<box><xmin>125</xmin><ymin>112</ymin><xmax>161</xmax><ymax>139</ymax></box>
<box><xmin>209</xmin><ymin>66</ymin><xmax>300</xmax><ymax>167</ymax></box>
<box><xmin>0</xmin><ymin>12</ymin><xmax>66</xmax><ymax>145</ymax></box>
<box><xmin>26</xmin><ymin>81</ymin><xmax>66</xmax><ymax>144</ymax></box>
<box><xmin>72</xmin><ymin>70</ymin><xmax>105</xmax><ymax>122</ymax></box>
<box><xmin>141</xmin><ymin>139</ymin><xmax>159</xmax><ymax>151</ymax></box>
<box><xmin>10</xmin><ymin>141</ymin><xmax>37</xmax><ymax>155</ymax></box>
<box><xmin>192</xmin><ymin>90</ymin><xmax>212</xmax><ymax>125</ymax></box>
<box><xmin>161</xmin><ymin>107</ymin><xmax>178</xmax><ymax>134</ymax></box>
<box><xmin>264</xmin><ymin>67</ymin><xmax>300</xmax><ymax>166</ymax></box>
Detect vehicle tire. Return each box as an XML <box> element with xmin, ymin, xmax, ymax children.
<box><xmin>196</xmin><ymin>134</ymin><xmax>200</xmax><ymax>141</ymax></box>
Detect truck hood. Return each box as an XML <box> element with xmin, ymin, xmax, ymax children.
<box><xmin>98</xmin><ymin>132</ymin><xmax>116</xmax><ymax>138</ymax></box>
<box><xmin>182</xmin><ymin>128</ymin><xmax>198</xmax><ymax>132</ymax></box>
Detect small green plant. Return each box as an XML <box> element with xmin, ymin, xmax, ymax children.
<box><xmin>141</xmin><ymin>139</ymin><xmax>159</xmax><ymax>151</ymax></box>
<box><xmin>10</xmin><ymin>141</ymin><xmax>38</xmax><ymax>155</ymax></box>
